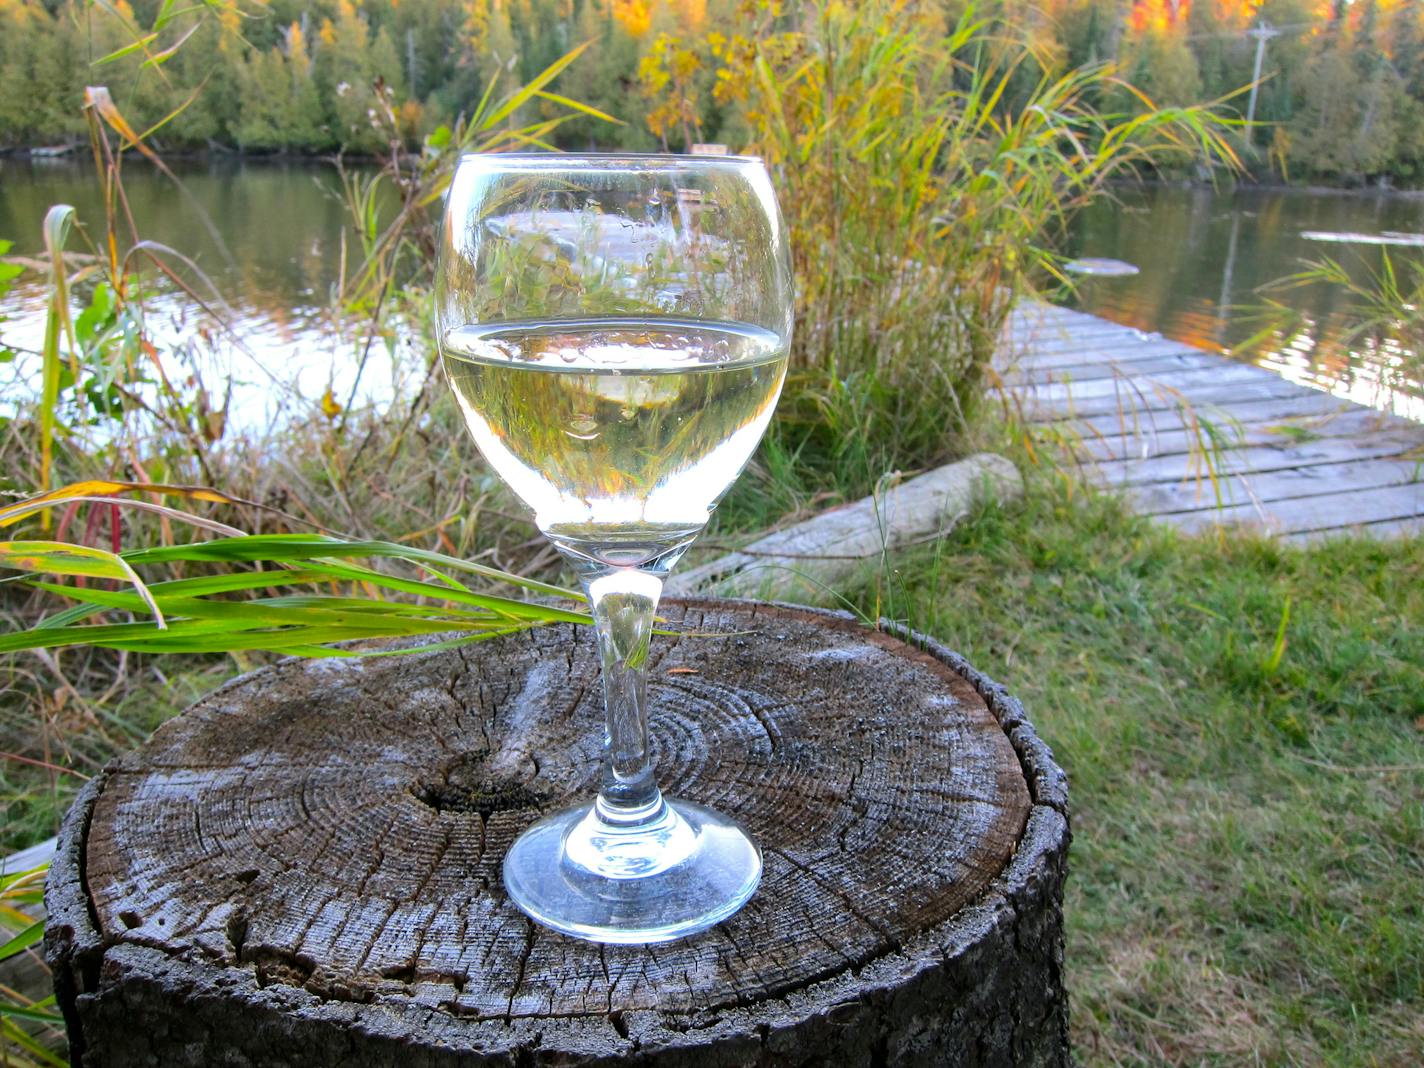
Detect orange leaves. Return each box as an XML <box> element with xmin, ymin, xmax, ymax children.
<box><xmin>612</xmin><ymin>0</ymin><xmax>654</xmax><ymax>39</ymax></box>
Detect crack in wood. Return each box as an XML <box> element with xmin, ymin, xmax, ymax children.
<box><xmin>504</xmin><ymin>919</ymin><xmax>538</xmax><ymax>1024</ymax></box>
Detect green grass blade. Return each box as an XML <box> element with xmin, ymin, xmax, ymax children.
<box><xmin>93</xmin><ymin>32</ymin><xmax>158</xmax><ymax>66</ymax></box>
<box><xmin>40</xmin><ymin>204</ymin><xmax>76</xmax><ymax>507</ymax></box>
<box><xmin>2</xmin><ymin>542</ymin><xmax>166</xmax><ymax>626</ymax></box>
<box><xmin>0</xmin><ymin>865</ymin><xmax>48</xmax><ymax>893</ymax></box>
<box><xmin>0</xmin><ymin>1016</ymin><xmax>67</xmax><ymax>1067</ymax></box>
<box><xmin>0</xmin><ymin>920</ymin><xmax>43</xmax><ymax>963</ymax></box>
<box><xmin>480</xmin><ymin>42</ymin><xmax>592</xmax><ymax>130</ymax></box>
<box><xmin>0</xmin><ymin>1001</ymin><xmax>64</xmax><ymax>1026</ymax></box>
<box><xmin>123</xmin><ymin>535</ymin><xmax>581</xmax><ymax>600</ymax></box>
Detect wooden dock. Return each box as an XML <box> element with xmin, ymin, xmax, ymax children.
<box><xmin>999</xmin><ymin>303</ymin><xmax>1424</xmax><ymax>541</ymax></box>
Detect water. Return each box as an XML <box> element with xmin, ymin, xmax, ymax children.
<box><xmin>4</xmin><ymin>161</ymin><xmax>1421</xmax><ymax>426</ymax></box>
<box><xmin>1068</xmin><ymin>183</ymin><xmax>1424</xmax><ymax>420</ymax></box>
<box><xmin>441</xmin><ymin>317</ymin><xmax>787</xmax><ymax>566</ymax></box>
<box><xmin>0</xmin><ymin>155</ymin><xmax>409</xmax><ymax>430</ymax></box>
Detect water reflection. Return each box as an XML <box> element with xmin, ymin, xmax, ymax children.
<box><xmin>4</xmin><ymin>165</ymin><xmax>1422</xmax><ymax>427</ymax></box>
<box><xmin>0</xmin><ymin>156</ymin><xmax>415</xmax><ymax>430</ymax></box>
<box><xmin>1068</xmin><ymin>184</ymin><xmax>1424</xmax><ymax>421</ymax></box>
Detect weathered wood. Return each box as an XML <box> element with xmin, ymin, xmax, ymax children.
<box><xmin>1160</xmin><ymin>481</ymin><xmax>1424</xmax><ymax>534</ymax></box>
<box><xmin>1091</xmin><ymin>428</ymin><xmax>1423</xmax><ymax>487</ymax></box>
<box><xmin>1128</xmin><ymin>456</ymin><xmax>1424</xmax><ymax>515</ymax></box>
<box><xmin>46</xmin><ymin>600</ymin><xmax>1069</xmax><ymax>1068</ymax></box>
<box><xmin>2</xmin><ymin>837</ymin><xmax>58</xmax><ymax>874</ymax></box>
<box><xmin>1002</xmin><ymin>348</ymin><xmax>1224</xmax><ymax>385</ymax></box>
<box><xmin>1005</xmin><ymin>337</ymin><xmax>1196</xmax><ymax>365</ymax></box>
<box><xmin>1286</xmin><ymin>515</ymin><xmax>1424</xmax><ymax>542</ymax></box>
<box><xmin>1071</xmin><ymin>405</ymin><xmax>1406</xmax><ymax>465</ymax></box>
<box><xmin>1019</xmin><ymin>362</ymin><xmax>1291</xmax><ymax>409</ymax></box>
<box><xmin>1029</xmin><ymin>389</ymin><xmax>1358</xmax><ymax>434</ymax></box>
<box><xmin>997</xmin><ymin>300</ymin><xmax>1424</xmax><ymax>538</ymax></box>
<box><xmin>667</xmin><ymin>454</ymin><xmax>1022</xmax><ymax>602</ymax></box>
<box><xmin>1023</xmin><ymin>375</ymin><xmax>1309</xmax><ymax>422</ymax></box>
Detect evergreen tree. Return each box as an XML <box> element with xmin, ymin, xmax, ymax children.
<box><xmin>0</xmin><ymin>0</ymin><xmax>1419</xmax><ymax>181</ymax></box>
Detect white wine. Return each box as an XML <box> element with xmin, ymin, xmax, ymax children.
<box><xmin>442</xmin><ymin>317</ymin><xmax>788</xmax><ymax>567</ymax></box>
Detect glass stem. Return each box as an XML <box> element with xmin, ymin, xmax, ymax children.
<box><xmin>583</xmin><ymin>567</ymin><xmax>665</xmax><ymax>828</ymax></box>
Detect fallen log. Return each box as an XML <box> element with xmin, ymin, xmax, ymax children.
<box><xmin>667</xmin><ymin>453</ymin><xmax>1022</xmax><ymax>601</ymax></box>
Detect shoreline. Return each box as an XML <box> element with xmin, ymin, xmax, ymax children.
<box><xmin>1104</xmin><ymin>174</ymin><xmax>1424</xmax><ymax>200</ymax></box>
<box><xmin>0</xmin><ymin>144</ymin><xmax>389</xmax><ymax>167</ymax></box>
<box><xmin>5</xmin><ymin>145</ymin><xmax>1424</xmax><ymax>198</ymax></box>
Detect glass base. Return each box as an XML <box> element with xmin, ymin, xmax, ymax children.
<box><xmin>502</xmin><ymin>798</ymin><xmax>761</xmax><ymax>944</ymax></box>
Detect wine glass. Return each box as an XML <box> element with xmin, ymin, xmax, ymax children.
<box><xmin>436</xmin><ymin>153</ymin><xmax>793</xmax><ymax>943</ymax></box>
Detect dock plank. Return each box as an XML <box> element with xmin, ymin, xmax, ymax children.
<box><xmin>1003</xmin><ymin>333</ymin><xmax>1191</xmax><ymax>359</ymax></box>
<box><xmin>1160</xmin><ymin>482</ymin><xmax>1424</xmax><ymax>535</ymax></box>
<box><xmin>1000</xmin><ymin>301</ymin><xmax>1424</xmax><ymax>539</ymax></box>
<box><xmin>1020</xmin><ymin>362</ymin><xmax>1285</xmax><ymax>406</ymax></box>
<box><xmin>1129</xmin><ymin>456</ymin><xmax>1424</xmax><ymax>515</ymax></box>
<box><xmin>1092</xmin><ymin>430</ymin><xmax>1424</xmax><ymax>487</ymax></box>
<box><xmin>1019</xmin><ymin>374</ymin><xmax>1308</xmax><ymax>422</ymax></box>
<box><xmin>1071</xmin><ymin>406</ymin><xmax>1410</xmax><ymax>464</ymax></box>
<box><xmin>1029</xmin><ymin>390</ymin><xmax>1360</xmax><ymax>437</ymax></box>
<box><xmin>1002</xmin><ymin>348</ymin><xmax>1226</xmax><ymax>385</ymax></box>
<box><xmin>1286</xmin><ymin>516</ymin><xmax>1424</xmax><ymax>543</ymax></box>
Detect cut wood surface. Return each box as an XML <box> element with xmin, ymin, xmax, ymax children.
<box><xmin>45</xmin><ymin>600</ymin><xmax>1070</xmax><ymax>1067</ymax></box>
<box><xmin>667</xmin><ymin>453</ymin><xmax>1022</xmax><ymax>601</ymax></box>
<box><xmin>1000</xmin><ymin>302</ymin><xmax>1424</xmax><ymax>538</ymax></box>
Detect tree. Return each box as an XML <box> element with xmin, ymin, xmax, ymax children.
<box><xmin>559</xmin><ymin>0</ymin><xmax>653</xmax><ymax>149</ymax></box>
<box><xmin>1290</xmin><ymin>32</ymin><xmax>1404</xmax><ymax>181</ymax></box>
<box><xmin>0</xmin><ymin>0</ymin><xmax>72</xmax><ymax>145</ymax></box>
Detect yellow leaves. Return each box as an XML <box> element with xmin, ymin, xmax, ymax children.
<box><xmin>84</xmin><ymin>86</ymin><xmax>162</xmax><ymax>167</ymax></box>
<box><xmin>638</xmin><ymin>32</ymin><xmax>706</xmax><ymax>143</ymax></box>
<box><xmin>0</xmin><ymin>481</ymin><xmax>248</xmax><ymax>530</ymax></box>
<box><xmin>670</xmin><ymin>47</ymin><xmax>701</xmax><ymax>80</ymax></box>
<box><xmin>637</xmin><ymin>52</ymin><xmax>669</xmax><ymax>94</ymax></box>
<box><xmin>286</xmin><ymin>19</ymin><xmax>305</xmax><ymax>59</ymax></box>
<box><xmin>674</xmin><ymin>0</ymin><xmax>706</xmax><ymax>31</ymax></box>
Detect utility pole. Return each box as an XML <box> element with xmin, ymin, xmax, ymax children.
<box><xmin>1245</xmin><ymin>22</ymin><xmax>1281</xmax><ymax>141</ymax></box>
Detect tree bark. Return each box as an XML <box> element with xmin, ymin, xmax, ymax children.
<box><xmin>46</xmin><ymin>599</ymin><xmax>1069</xmax><ymax>1067</ymax></box>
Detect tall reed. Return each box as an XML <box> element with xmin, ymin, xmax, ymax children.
<box><xmin>1252</xmin><ymin>250</ymin><xmax>1424</xmax><ymax>413</ymax></box>
<box><xmin>709</xmin><ymin>0</ymin><xmax>1239</xmax><ymax>491</ymax></box>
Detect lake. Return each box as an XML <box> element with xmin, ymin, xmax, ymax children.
<box><xmin>0</xmin><ymin>155</ymin><xmax>411</xmax><ymax>431</ymax></box>
<box><xmin>1068</xmin><ymin>182</ymin><xmax>1424</xmax><ymax>419</ymax></box>
<box><xmin>2</xmin><ymin>158</ymin><xmax>1422</xmax><ymax>427</ymax></box>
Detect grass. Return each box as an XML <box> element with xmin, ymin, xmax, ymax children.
<box><xmin>858</xmin><ymin>447</ymin><xmax>1424</xmax><ymax>1066</ymax></box>
<box><xmin>1</xmin><ymin>662</ymin><xmax>216</xmax><ymax>854</ymax></box>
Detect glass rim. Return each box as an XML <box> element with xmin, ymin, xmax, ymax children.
<box><xmin>455</xmin><ymin>150</ymin><xmax>767</xmax><ymax>168</ymax></box>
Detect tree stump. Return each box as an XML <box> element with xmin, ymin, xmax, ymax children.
<box><xmin>45</xmin><ymin>599</ymin><xmax>1069</xmax><ymax>1067</ymax></box>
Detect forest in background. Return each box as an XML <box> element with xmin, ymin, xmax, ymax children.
<box><xmin>0</xmin><ymin>0</ymin><xmax>1422</xmax><ymax>184</ymax></box>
